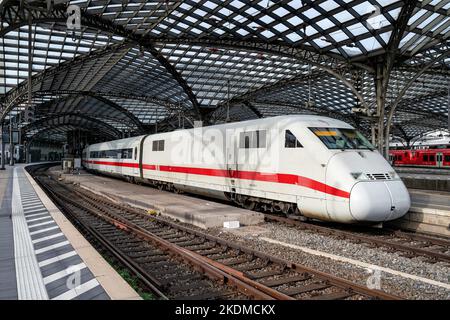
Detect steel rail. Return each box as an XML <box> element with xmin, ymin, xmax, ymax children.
<box><xmin>70</xmin><ymin>184</ymin><xmax>400</xmax><ymax>300</ymax></box>
<box><xmin>34</xmin><ymin>173</ymin><xmax>280</xmax><ymax>300</ymax></box>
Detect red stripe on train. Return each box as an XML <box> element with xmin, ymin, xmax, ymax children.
<box><xmin>84</xmin><ymin>160</ymin><xmax>139</xmax><ymax>168</ymax></box>
<box><xmin>85</xmin><ymin>160</ymin><xmax>350</xmax><ymax>198</ymax></box>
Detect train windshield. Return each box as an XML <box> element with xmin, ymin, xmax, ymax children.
<box><xmin>309</xmin><ymin>127</ymin><xmax>374</xmax><ymax>150</ymax></box>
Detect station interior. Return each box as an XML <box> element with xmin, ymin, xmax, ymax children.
<box><xmin>0</xmin><ymin>0</ymin><xmax>449</xmax><ymax>303</ymax></box>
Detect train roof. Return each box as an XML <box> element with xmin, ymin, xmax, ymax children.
<box><xmin>221</xmin><ymin>115</ymin><xmax>352</xmax><ymax>128</ymax></box>
<box><xmin>85</xmin><ymin>115</ymin><xmax>353</xmax><ymax>149</ymax></box>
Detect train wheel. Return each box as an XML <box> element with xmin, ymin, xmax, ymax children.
<box><xmin>243</xmin><ymin>200</ymin><xmax>255</xmax><ymax>210</ymax></box>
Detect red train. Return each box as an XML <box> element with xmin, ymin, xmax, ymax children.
<box><xmin>389</xmin><ymin>148</ymin><xmax>450</xmax><ymax>168</ymax></box>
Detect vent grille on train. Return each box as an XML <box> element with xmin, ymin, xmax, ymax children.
<box><xmin>366</xmin><ymin>173</ymin><xmax>392</xmax><ymax>180</ymax></box>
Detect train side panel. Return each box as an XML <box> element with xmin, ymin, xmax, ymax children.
<box><xmin>84</xmin><ymin>136</ymin><xmax>144</xmax><ymax>178</ymax></box>
<box><xmin>390</xmin><ymin>148</ymin><xmax>450</xmax><ymax>168</ymax></box>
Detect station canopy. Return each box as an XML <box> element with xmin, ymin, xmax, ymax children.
<box><xmin>0</xmin><ymin>0</ymin><xmax>449</xmax><ymax>145</ymax></box>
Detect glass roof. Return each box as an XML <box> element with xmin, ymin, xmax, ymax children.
<box><xmin>0</xmin><ymin>0</ymin><xmax>448</xmax><ymax>143</ymax></box>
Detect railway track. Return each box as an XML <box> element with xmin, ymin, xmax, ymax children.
<box><xmin>29</xmin><ymin>165</ymin><xmax>399</xmax><ymax>300</ymax></box>
<box><xmin>264</xmin><ymin>214</ymin><xmax>450</xmax><ymax>265</ymax></box>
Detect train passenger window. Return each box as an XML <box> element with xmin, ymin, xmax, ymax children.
<box><xmin>285</xmin><ymin>130</ymin><xmax>302</xmax><ymax>148</ymax></box>
<box><xmin>134</xmin><ymin>147</ymin><xmax>137</xmax><ymax>160</ymax></box>
<box><xmin>429</xmin><ymin>155</ymin><xmax>435</xmax><ymax>162</ymax></box>
<box><xmin>239</xmin><ymin>130</ymin><xmax>267</xmax><ymax>149</ymax></box>
<box><xmin>152</xmin><ymin>140</ymin><xmax>165</xmax><ymax>151</ymax></box>
<box><xmin>121</xmin><ymin>148</ymin><xmax>133</xmax><ymax>159</ymax></box>
<box><xmin>244</xmin><ymin>135</ymin><xmax>250</xmax><ymax>148</ymax></box>
<box><xmin>423</xmin><ymin>155</ymin><xmax>428</xmax><ymax>161</ymax></box>
<box><xmin>445</xmin><ymin>155</ymin><xmax>450</xmax><ymax>162</ymax></box>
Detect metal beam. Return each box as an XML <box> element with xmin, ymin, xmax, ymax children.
<box><xmin>22</xmin><ymin>112</ymin><xmax>122</xmax><ymax>139</ymax></box>
<box><xmin>31</xmin><ymin>91</ymin><xmax>146</xmax><ymax>132</ymax></box>
<box><xmin>384</xmin><ymin>49</ymin><xmax>450</xmax><ymax>156</ymax></box>
<box><xmin>0</xmin><ymin>2</ymin><xmax>201</xmax><ymax>119</ymax></box>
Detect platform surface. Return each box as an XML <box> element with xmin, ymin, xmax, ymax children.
<box><xmin>50</xmin><ymin>167</ymin><xmax>264</xmax><ymax>229</ymax></box>
<box><xmin>0</xmin><ymin>164</ymin><xmax>140</xmax><ymax>300</ymax></box>
<box><xmin>409</xmin><ymin>189</ymin><xmax>450</xmax><ymax>211</ymax></box>
<box><xmin>395</xmin><ymin>167</ymin><xmax>450</xmax><ymax>192</ymax></box>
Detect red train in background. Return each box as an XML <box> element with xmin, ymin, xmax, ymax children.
<box><xmin>389</xmin><ymin>148</ymin><xmax>450</xmax><ymax>168</ymax></box>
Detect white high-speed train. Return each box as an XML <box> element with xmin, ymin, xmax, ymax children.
<box><xmin>83</xmin><ymin>115</ymin><xmax>410</xmax><ymax>224</ymax></box>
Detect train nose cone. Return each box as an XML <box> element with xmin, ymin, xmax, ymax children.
<box><xmin>349</xmin><ymin>181</ymin><xmax>410</xmax><ymax>222</ymax></box>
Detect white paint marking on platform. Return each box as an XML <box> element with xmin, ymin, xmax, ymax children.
<box><xmin>27</xmin><ymin>216</ymin><xmax>52</xmax><ymax>223</ymax></box>
<box><xmin>260</xmin><ymin>237</ymin><xmax>450</xmax><ymax>290</ymax></box>
<box><xmin>30</xmin><ymin>225</ymin><xmax>60</xmax><ymax>236</ymax></box>
<box><xmin>30</xmin><ymin>220</ymin><xmax>55</xmax><ymax>228</ymax></box>
<box><xmin>21</xmin><ymin>197</ymin><xmax>39</xmax><ymax>201</ymax></box>
<box><xmin>52</xmin><ymin>279</ymin><xmax>100</xmax><ymax>300</ymax></box>
<box><xmin>12</xmin><ymin>168</ymin><xmax>49</xmax><ymax>300</ymax></box>
<box><xmin>22</xmin><ymin>203</ymin><xmax>42</xmax><ymax>208</ymax></box>
<box><xmin>23</xmin><ymin>208</ymin><xmax>49</xmax><ymax>215</ymax></box>
<box><xmin>22</xmin><ymin>199</ymin><xmax>43</xmax><ymax>203</ymax></box>
<box><xmin>32</xmin><ymin>232</ymin><xmax>64</xmax><ymax>244</ymax></box>
<box><xmin>25</xmin><ymin>212</ymin><xmax>49</xmax><ymax>219</ymax></box>
<box><xmin>35</xmin><ymin>240</ymin><xmax>70</xmax><ymax>255</ymax></box>
<box><xmin>43</xmin><ymin>263</ymin><xmax>87</xmax><ymax>285</ymax></box>
<box><xmin>38</xmin><ymin>251</ymin><xmax>78</xmax><ymax>267</ymax></box>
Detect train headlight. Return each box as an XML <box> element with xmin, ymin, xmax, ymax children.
<box><xmin>389</xmin><ymin>171</ymin><xmax>399</xmax><ymax>179</ymax></box>
<box><xmin>350</xmin><ymin>172</ymin><xmax>370</xmax><ymax>180</ymax></box>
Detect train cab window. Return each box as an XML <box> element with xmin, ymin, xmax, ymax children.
<box><xmin>239</xmin><ymin>130</ymin><xmax>267</xmax><ymax>149</ymax></box>
<box><xmin>309</xmin><ymin>127</ymin><xmax>374</xmax><ymax>150</ymax></box>
<box><xmin>423</xmin><ymin>154</ymin><xmax>428</xmax><ymax>161</ymax></box>
<box><xmin>285</xmin><ymin>130</ymin><xmax>303</xmax><ymax>148</ymax></box>
<box><xmin>152</xmin><ymin>140</ymin><xmax>165</xmax><ymax>151</ymax></box>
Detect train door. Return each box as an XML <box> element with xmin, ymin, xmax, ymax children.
<box><xmin>226</xmin><ymin>132</ymin><xmax>238</xmax><ymax>196</ymax></box>
<box><xmin>133</xmin><ymin>146</ymin><xmax>139</xmax><ymax>175</ymax></box>
<box><xmin>436</xmin><ymin>152</ymin><xmax>443</xmax><ymax>168</ymax></box>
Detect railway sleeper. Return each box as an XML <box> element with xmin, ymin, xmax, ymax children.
<box><xmin>173</xmin><ymin>290</ymin><xmax>232</xmax><ymax>301</ymax></box>
<box><xmin>168</xmin><ymin>280</ymin><xmax>215</xmax><ymax>293</ymax></box>
<box><xmin>245</xmin><ymin>268</ymin><xmax>285</xmax><ymax>280</ymax></box>
<box><xmin>158</xmin><ymin>273</ymin><xmax>204</xmax><ymax>286</ymax></box>
<box><xmin>280</xmin><ymin>282</ymin><xmax>331</xmax><ymax>296</ymax></box>
<box><xmin>234</xmin><ymin>261</ymin><xmax>269</xmax><ymax>272</ymax></box>
<box><xmin>259</xmin><ymin>274</ymin><xmax>311</xmax><ymax>287</ymax></box>
<box><xmin>302</xmin><ymin>291</ymin><xmax>354</xmax><ymax>300</ymax></box>
<box><xmin>134</xmin><ymin>255</ymin><xmax>170</xmax><ymax>264</ymax></box>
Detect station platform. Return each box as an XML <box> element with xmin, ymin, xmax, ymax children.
<box><xmin>49</xmin><ymin>167</ymin><xmax>264</xmax><ymax>229</ymax></box>
<box><xmin>391</xmin><ymin>189</ymin><xmax>450</xmax><ymax>236</ymax></box>
<box><xmin>395</xmin><ymin>167</ymin><xmax>450</xmax><ymax>192</ymax></box>
<box><xmin>0</xmin><ymin>164</ymin><xmax>141</xmax><ymax>300</ymax></box>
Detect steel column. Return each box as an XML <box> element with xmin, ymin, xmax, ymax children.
<box><xmin>9</xmin><ymin>119</ymin><xmax>14</xmax><ymax>166</ymax></box>
<box><xmin>374</xmin><ymin>62</ymin><xmax>386</xmax><ymax>155</ymax></box>
<box><xmin>0</xmin><ymin>122</ymin><xmax>4</xmax><ymax>170</ymax></box>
